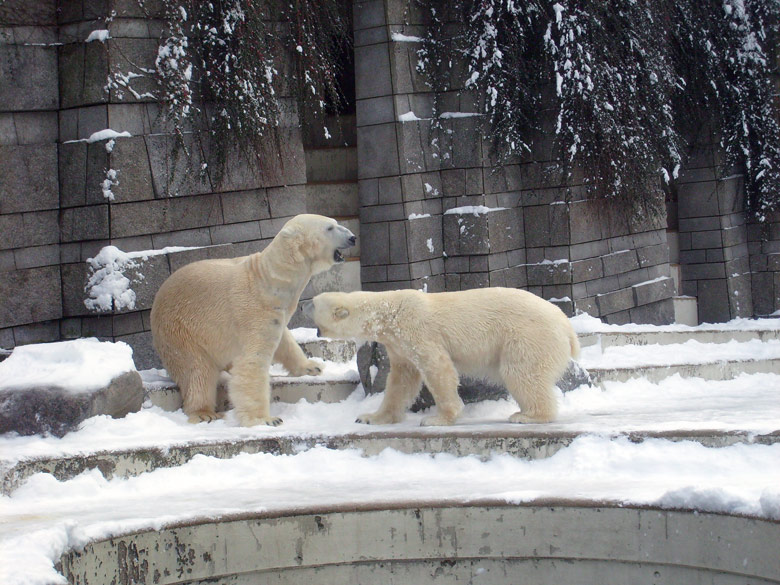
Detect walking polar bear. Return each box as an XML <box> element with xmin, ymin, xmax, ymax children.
<box><xmin>306</xmin><ymin>288</ymin><xmax>579</xmax><ymax>426</ymax></box>
<box><xmin>151</xmin><ymin>214</ymin><xmax>355</xmax><ymax>427</ymax></box>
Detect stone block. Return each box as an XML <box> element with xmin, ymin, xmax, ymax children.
<box><xmin>107</xmin><ymin>38</ymin><xmax>158</xmax><ymax>103</ymax></box>
<box><xmin>378</xmin><ymin>176</ymin><xmax>403</xmax><ymax>205</ymax></box>
<box><xmin>60</xmin><ymin>42</ymin><xmax>109</xmax><ymax>109</ymax></box>
<box><xmin>151</xmin><ymin>228</ymin><xmax>212</xmax><ymax>250</ymax></box>
<box><xmin>357</xmin><ymin>95</ymin><xmax>395</xmax><ymax>126</ymax></box>
<box><xmin>461</xmin><ymin>272</ymin><xmax>489</xmax><ymax>289</ymax></box>
<box><xmin>487</xmin><ymin>208</ymin><xmax>522</xmax><ymax>253</ymax></box>
<box><xmin>146</xmin><ymin>134</ymin><xmax>213</xmax><ymax>197</ymax></box>
<box><xmin>602</xmin><ymin>250</ymin><xmax>639</xmax><ymax>277</ymax></box>
<box><xmin>0</xmin><ymin>370</ymin><xmax>143</xmax><ymax>437</ymax></box>
<box><xmin>677</xmin><ymin>181</ymin><xmax>720</xmax><ymax>218</ymax></box>
<box><xmin>220</xmin><ymin>190</ymin><xmax>270</xmax><ymax>224</ymax></box>
<box><xmin>0</xmin><ymin>210</ymin><xmax>59</xmax><ymax>250</ymax></box>
<box><xmin>359</xmin><ymin>179</ymin><xmax>379</xmax><ymax>207</ymax></box>
<box><xmin>397</xmin><ymin>120</ymin><xmax>427</xmax><ymax>175</ymax></box>
<box><xmin>633</xmin><ymin>276</ymin><xmax>675</xmax><ymax>307</ymax></box>
<box><xmin>209</xmin><ymin>221</ymin><xmax>262</xmax><ymax>245</ymax></box>
<box><xmin>388</xmin><ymin>221</ymin><xmax>409</xmax><ymax>264</ymax></box>
<box><xmin>359</xmin><ymin>221</ymin><xmax>390</xmax><ymax>266</ymax></box>
<box><xmin>357</xmin><ymin>123</ymin><xmax>400</xmax><ymax>179</ymax></box>
<box><xmin>443</xmin><ymin>211</ymin><xmax>489</xmax><ymax>256</ymax></box>
<box><xmin>751</xmin><ymin>273</ymin><xmax>775</xmax><ymax>315</ymax></box>
<box><xmin>697</xmin><ymin>279</ymin><xmax>731</xmax><ymax>323</ymax></box>
<box><xmin>690</xmin><ymin>229</ymin><xmax>723</xmax><ymax>250</ymax></box>
<box><xmin>727</xmin><ymin>274</ymin><xmax>753</xmax><ymax>318</ymax></box>
<box><xmin>0</xmin><ymin>43</ymin><xmax>58</xmax><ymax>111</ymax></box>
<box><xmin>0</xmin><ymin>265</ymin><xmax>61</xmax><ymax>327</ymax></box>
<box><xmin>441</xmin><ymin>169</ymin><xmax>465</xmax><ymax>197</ymax></box>
<box><xmin>13</xmin><ymin>244</ymin><xmax>59</xmax><ymax>270</ymax></box>
<box><xmin>604</xmin><ymin>309</ymin><xmax>632</xmax><ymax>325</ymax></box>
<box><xmin>110</xmin><ymin>193</ymin><xmax>222</xmax><ymax>238</ymax></box>
<box><xmin>360</xmin><ymin>203</ymin><xmax>406</xmax><ymax>223</ymax></box>
<box><xmin>722</xmin><ymin>225</ymin><xmax>747</xmax><ymax>248</ymax></box>
<box><xmin>524</xmin><ymin>205</ymin><xmax>550</xmax><ymax>248</ymax></box>
<box><xmin>61</xmin><ymin>205</ymin><xmax>109</xmax><ymax>242</ymax></box>
<box><xmin>637</xmin><ymin>243</ymin><xmax>670</xmax><ymax>268</ymax></box>
<box><xmin>684</xmin><ymin>263</ymin><xmax>726</xmax><ymax>280</ymax></box>
<box><xmin>268</xmin><ymin>184</ymin><xmax>306</xmax><ymax>218</ymax></box>
<box><xmin>527</xmin><ymin>262</ymin><xmax>571</xmax><ymax>287</ymax></box>
<box><xmin>109</xmin><ymin>136</ymin><xmax>155</xmax><ymax>202</ymax></box>
<box><xmin>355</xmin><ymin>42</ymin><xmax>392</xmax><ymax>100</ymax></box>
<box><xmin>406</xmin><ymin>215</ymin><xmax>441</xmax><ymax>262</ymax></box>
<box><xmin>0</xmin><ymin>144</ymin><xmax>58</xmax><ymax>214</ymax></box>
<box><xmin>354</xmin><ymin>0</ymin><xmax>386</xmax><ymax>31</ymax></box>
<box><xmin>59</xmin><ymin>142</ymin><xmax>88</xmax><ymax>207</ymax></box>
<box><xmin>596</xmin><ymin>287</ymin><xmax>635</xmax><ymax>316</ymax></box>
<box><xmin>0</xmin><ymin>111</ymin><xmax>58</xmax><ymax>146</ymax></box>
<box><xmin>571</xmin><ymin>257</ymin><xmax>603</xmax><ymax>283</ymax></box>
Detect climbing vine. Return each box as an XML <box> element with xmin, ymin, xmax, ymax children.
<box><xmin>417</xmin><ymin>0</ymin><xmax>780</xmax><ymax>220</ymax></box>
<box><xmin>142</xmin><ymin>0</ymin><xmax>351</xmax><ymax>182</ymax></box>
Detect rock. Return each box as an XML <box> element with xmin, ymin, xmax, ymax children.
<box><xmin>357</xmin><ymin>341</ymin><xmax>592</xmax><ymax>411</ymax></box>
<box><xmin>558</xmin><ymin>360</ymin><xmax>593</xmax><ymax>393</ymax></box>
<box><xmin>0</xmin><ymin>370</ymin><xmax>143</xmax><ymax>437</ymax></box>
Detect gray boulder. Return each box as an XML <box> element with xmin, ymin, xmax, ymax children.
<box><xmin>357</xmin><ymin>341</ymin><xmax>591</xmax><ymax>411</ymax></box>
<box><xmin>0</xmin><ymin>370</ymin><xmax>143</xmax><ymax>437</ymax></box>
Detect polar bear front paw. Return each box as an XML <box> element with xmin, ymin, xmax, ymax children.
<box><xmin>288</xmin><ymin>359</ymin><xmax>323</xmax><ymax>377</ymax></box>
<box><xmin>420</xmin><ymin>414</ymin><xmax>455</xmax><ymax>427</ymax></box>
<box><xmin>356</xmin><ymin>411</ymin><xmax>403</xmax><ymax>425</ymax></box>
<box><xmin>241</xmin><ymin>415</ymin><xmax>284</xmax><ymax>427</ymax></box>
<box><xmin>187</xmin><ymin>410</ymin><xmax>223</xmax><ymax>424</ymax></box>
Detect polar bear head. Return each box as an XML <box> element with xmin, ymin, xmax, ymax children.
<box><xmin>306</xmin><ymin>291</ymin><xmax>367</xmax><ymax>339</ymax></box>
<box><xmin>276</xmin><ymin>214</ymin><xmax>356</xmax><ymax>275</ymax></box>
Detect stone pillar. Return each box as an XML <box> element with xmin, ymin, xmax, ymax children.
<box><xmin>675</xmin><ymin>134</ymin><xmax>754</xmax><ymax>323</ymax></box>
<box><xmin>0</xmin><ymin>0</ymin><xmax>62</xmax><ymax>348</ymax></box>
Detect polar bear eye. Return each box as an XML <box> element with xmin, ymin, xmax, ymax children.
<box><xmin>327</xmin><ymin>226</ymin><xmax>334</xmax><ymax>231</ymax></box>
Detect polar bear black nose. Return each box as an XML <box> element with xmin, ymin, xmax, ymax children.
<box><xmin>348</xmin><ymin>235</ymin><xmax>356</xmax><ymax>246</ymax></box>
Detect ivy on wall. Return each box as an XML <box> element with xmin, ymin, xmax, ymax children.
<box><xmin>145</xmin><ymin>0</ymin><xmax>350</xmax><ymax>181</ymax></box>
<box><xmin>417</xmin><ymin>0</ymin><xmax>780</xmax><ymax>220</ymax></box>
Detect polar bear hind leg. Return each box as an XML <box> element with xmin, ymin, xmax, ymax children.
<box><xmin>500</xmin><ymin>340</ymin><xmax>560</xmax><ymax>424</ymax></box>
<box><xmin>227</xmin><ymin>352</ymin><xmax>282</xmax><ymax>427</ymax></box>
<box><xmin>175</xmin><ymin>355</ymin><xmax>221</xmax><ymax>423</ymax></box>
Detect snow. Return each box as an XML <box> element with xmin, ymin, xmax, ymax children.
<box><xmin>444</xmin><ymin>205</ymin><xmax>507</xmax><ymax>216</ymax></box>
<box><xmin>83</xmin><ymin>245</ymin><xmax>209</xmax><ymax>312</ymax></box>
<box><xmin>398</xmin><ymin>111</ymin><xmax>423</xmax><ymax>122</ymax></box>
<box><xmin>0</xmin><ymin>339</ymin><xmax>134</xmax><ymax>393</ymax></box>
<box><xmin>85</xmin><ymin>29</ymin><xmax>110</xmax><ymax>43</ymax></box>
<box><xmin>2</xmin><ymin>320</ymin><xmax>780</xmax><ymax>584</ymax></box>
<box><xmin>408</xmin><ymin>213</ymin><xmax>431</xmax><ymax>220</ymax></box>
<box><xmin>391</xmin><ymin>32</ymin><xmax>422</xmax><ymax>42</ymax></box>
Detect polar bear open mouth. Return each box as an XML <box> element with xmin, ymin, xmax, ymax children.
<box><xmin>333</xmin><ymin>249</ymin><xmax>345</xmax><ymax>263</ymax></box>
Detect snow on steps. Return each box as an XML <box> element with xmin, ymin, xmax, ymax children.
<box><xmin>580</xmin><ymin>326</ymin><xmax>780</xmax><ymax>385</ymax></box>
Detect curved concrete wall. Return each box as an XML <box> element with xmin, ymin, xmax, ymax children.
<box><xmin>59</xmin><ymin>501</ymin><xmax>780</xmax><ymax>584</ymax></box>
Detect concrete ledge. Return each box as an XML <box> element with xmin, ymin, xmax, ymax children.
<box><xmin>58</xmin><ymin>502</ymin><xmax>780</xmax><ymax>585</ymax></box>
<box><xmin>5</xmin><ymin>429</ymin><xmax>777</xmax><ymax>495</ymax></box>
<box><xmin>589</xmin><ymin>358</ymin><xmax>780</xmax><ymax>385</ymax></box>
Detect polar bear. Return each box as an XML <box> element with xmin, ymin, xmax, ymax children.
<box><xmin>306</xmin><ymin>288</ymin><xmax>579</xmax><ymax>426</ymax></box>
<box><xmin>151</xmin><ymin>214</ymin><xmax>355</xmax><ymax>426</ymax></box>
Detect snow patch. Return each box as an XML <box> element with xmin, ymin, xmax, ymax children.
<box><xmin>444</xmin><ymin>205</ymin><xmax>506</xmax><ymax>216</ymax></box>
<box><xmin>0</xmin><ymin>338</ymin><xmax>135</xmax><ymax>393</ymax></box>
<box><xmin>85</xmin><ymin>29</ymin><xmax>110</xmax><ymax>43</ymax></box>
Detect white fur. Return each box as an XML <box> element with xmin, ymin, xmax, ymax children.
<box><xmin>311</xmin><ymin>288</ymin><xmax>580</xmax><ymax>426</ymax></box>
<box><xmin>151</xmin><ymin>214</ymin><xmax>355</xmax><ymax>426</ymax></box>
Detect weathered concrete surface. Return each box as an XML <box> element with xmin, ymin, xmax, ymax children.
<box><xmin>5</xmin><ymin>429</ymin><xmax>778</xmax><ymax>496</ymax></box>
<box><xmin>58</xmin><ymin>502</ymin><xmax>780</xmax><ymax>585</ymax></box>
<box><xmin>0</xmin><ymin>371</ymin><xmax>143</xmax><ymax>437</ymax></box>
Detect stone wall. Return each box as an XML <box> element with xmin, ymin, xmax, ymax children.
<box><xmin>0</xmin><ymin>0</ymin><xmax>360</xmax><ymax>369</ymax></box>
<box><xmin>353</xmin><ymin>0</ymin><xmax>676</xmax><ymax>324</ymax></box>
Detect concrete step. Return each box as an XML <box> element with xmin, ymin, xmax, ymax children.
<box><xmin>306</xmin><ymin>181</ymin><xmax>359</xmax><ymax>217</ymax></box>
<box><xmin>305</xmin><ymin>146</ymin><xmax>357</xmax><ymax>183</ymax></box>
<box><xmin>579</xmin><ymin>326</ymin><xmax>780</xmax><ymax>349</ymax></box>
<box><xmin>587</xmin><ymin>357</ymin><xmax>780</xmax><ymax>385</ymax></box>
<box><xmin>5</xmin><ymin>428</ymin><xmax>777</xmax><ymax>494</ymax></box>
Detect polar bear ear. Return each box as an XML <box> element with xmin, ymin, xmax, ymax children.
<box><xmin>334</xmin><ymin>307</ymin><xmax>350</xmax><ymax>320</ymax></box>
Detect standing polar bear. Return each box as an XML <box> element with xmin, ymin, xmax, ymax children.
<box><xmin>307</xmin><ymin>288</ymin><xmax>579</xmax><ymax>426</ymax></box>
<box><xmin>151</xmin><ymin>214</ymin><xmax>355</xmax><ymax>426</ymax></box>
